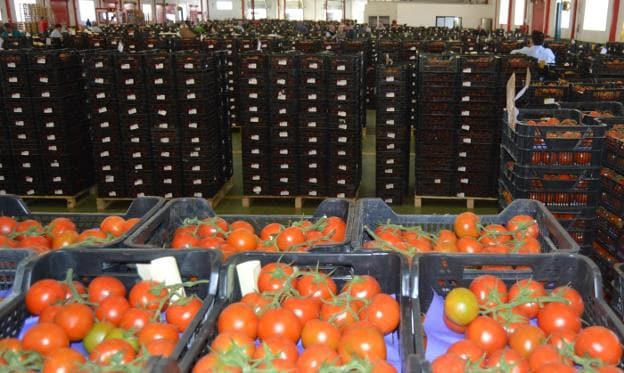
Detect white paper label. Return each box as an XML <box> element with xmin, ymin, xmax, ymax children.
<box><xmin>121</xmin><ymin>63</ymin><xmax>130</xmax><ymax>70</ymax></box>
<box><xmin>462</xmin><ymin>96</ymin><xmax>470</xmax><ymax>102</ymax></box>
<box><xmin>280</xmin><ymin>149</ymin><xmax>288</xmax><ymax>155</ymax></box>
<box><xmin>187</xmin><ymin>93</ymin><xmax>196</xmax><ymax>99</ymax></box>
<box><xmin>11</xmin><ymin>93</ymin><xmax>19</xmax><ymax>98</ymax></box>
<box><xmin>101</xmin><ymin>151</ymin><xmax>109</xmax><ymax>157</ymax></box>
<box><xmin>128</xmin><ymin>108</ymin><xmax>137</xmax><ymax>114</ymax></box>
<box><xmin>9</xmin><ymin>77</ymin><xmax>17</xmax><ymax>82</ymax></box>
<box><xmin>14</xmin><ymin>107</ymin><xmax>22</xmax><ymax>113</ymax></box>
<box><xmin>277</xmin><ymin>79</ymin><xmax>286</xmax><ymax>85</ymax></box>
<box><xmin>281</xmin><ymin>164</ymin><xmax>289</xmax><ymax>169</ymax></box>
<box><xmin>155</xmin><ymin>78</ymin><xmax>164</xmax><ymax>85</ymax></box>
<box><xmin>248</xmin><ymin>63</ymin><xmax>257</xmax><ymax>69</ymax></box>
<box><xmin>133</xmin><ymin>152</ymin><xmax>141</xmax><ymax>158</ymax></box>
<box><xmin>463</xmin><ymin>81</ymin><xmax>472</xmax><ymax>87</ymax></box>
<box><xmin>99</xmin><ymin>121</ymin><xmax>110</xmax><ymax>128</ymax></box>
<box><xmin>458</xmin><ymin>166</ymin><xmax>467</xmax><ymax>172</ymax></box>
<box><xmin>463</xmin><ymin>68</ymin><xmax>472</xmax><ymax>73</ymax></box>
<box><xmin>308</xmin><ymin>94</ymin><xmax>317</xmax><ymax>100</ymax></box>
<box><xmin>338</xmin><ymin>137</ymin><xmax>347</xmax><ymax>143</ymax></box>
<box><xmin>307</xmin><ymin>78</ymin><xmax>316</xmax><ymax>84</ymax></box>
<box><xmin>184</xmin><ymin>63</ymin><xmax>194</xmax><ymax>69</ymax></box>
<box><xmin>7</xmin><ymin>62</ymin><xmax>15</xmax><ymax>68</ymax></box>
<box><xmin>461</xmin><ymin>125</ymin><xmax>470</xmax><ymax>131</ymax></box>
<box><xmin>158</xmin><ymin>110</ymin><xmax>167</xmax><ymax>116</ymax></box>
<box><xmin>310</xmin><ymin>63</ymin><xmax>318</xmax><ymax>69</ymax></box>
<box><xmin>125</xmin><ymin>79</ymin><xmax>134</xmax><ymax>85</ymax></box>
<box><xmin>309</xmin><ymin>150</ymin><xmax>317</xmax><ymax>155</ymax></box>
<box><xmin>155</xmin><ymin>63</ymin><xmax>164</xmax><ymax>69</ymax></box>
<box><xmin>544</xmin><ymin>98</ymin><xmax>556</xmax><ymax>104</ymax></box>
<box><xmin>386</xmin><ymin>92</ymin><xmax>395</xmax><ymax>98</ymax></box>
<box><xmin>459</xmin><ymin>152</ymin><xmax>467</xmax><ymax>157</ymax></box>
<box><xmin>434</xmin><ymin>179</ymin><xmax>442</xmax><ymax>184</ymax></box>
<box><xmin>95</xmin><ymin>78</ymin><xmax>104</xmax><ymax>84</ymax></box>
<box><xmin>337</xmin><ymin>80</ymin><xmax>347</xmax><ymax>86</ymax></box>
<box><xmin>461</xmin><ymin>178</ymin><xmax>469</xmax><ymax>184</ymax></box>
<box><xmin>188</xmin><ymin>109</ymin><xmax>198</xmax><ymax>115</ymax></box>
<box><xmin>279</xmin><ymin>132</ymin><xmax>288</xmax><ymax>138</ymax></box>
<box><xmin>131</xmin><ymin>138</ymin><xmax>139</xmax><ymax>143</ymax></box>
<box><xmin>338</xmin><ymin>94</ymin><xmax>346</xmax><ymax>101</ymax></box>
<box><xmin>127</xmin><ymin>94</ymin><xmax>136</xmax><ymax>100</ymax></box>
<box><xmin>16</xmin><ymin>121</ymin><xmax>24</xmax><ymax>126</ymax></box>
<box><xmin>17</xmin><ymin>134</ymin><xmax>26</xmax><ymax>139</ymax></box>
<box><xmin>387</xmin><ymin>143</ymin><xmax>395</xmax><ymax>149</ymax></box>
<box><xmin>186</xmin><ymin>79</ymin><xmax>195</xmax><ymax>85</ymax></box>
<box><xmin>249</xmin><ymin>78</ymin><xmax>257</xmax><ymax>85</ymax></box>
<box><xmin>39</xmin><ymin>77</ymin><xmax>48</xmax><ymax>83</ymax></box>
<box><xmin>97</xmin><ymin>92</ymin><xmax>106</xmax><ymax>99</ymax></box>
<box><xmin>279</xmin><ymin>108</ymin><xmax>286</xmax><ymax>114</ymax></box>
<box><xmin>461</xmin><ymin>111</ymin><xmax>470</xmax><ymax>116</ymax></box>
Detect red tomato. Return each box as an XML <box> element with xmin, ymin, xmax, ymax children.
<box><xmin>528</xmin><ymin>345</ymin><xmax>569</xmax><ymax>372</ymax></box>
<box><xmin>548</xmin><ymin>330</ymin><xmax>577</xmax><ymax>350</ymax></box>
<box><xmin>276</xmin><ymin>227</ymin><xmax>306</xmax><ymax>251</ymax></box>
<box><xmin>551</xmin><ymin>286</ymin><xmax>584</xmax><ymax>316</ymax></box>
<box><xmin>260</xmin><ymin>223</ymin><xmax>284</xmax><ymax>241</ymax></box>
<box><xmin>88</xmin><ymin>276</ymin><xmax>126</xmax><ymax>304</ymax></box>
<box><xmin>129</xmin><ymin>280</ymin><xmax>169</xmax><ymax>311</ymax></box>
<box><xmin>515</xmin><ymin>237</ymin><xmax>541</xmax><ymax>254</ymax></box>
<box><xmin>47</xmin><ymin>218</ymin><xmax>77</xmax><ymax>237</ymax></box>
<box><xmin>479</xmin><ymin>224</ymin><xmax>512</xmax><ymax>246</ymax></box>
<box><xmin>22</xmin><ymin>322</ymin><xmax>69</xmax><ymax>356</ymax></box>
<box><xmin>96</xmin><ymin>295</ymin><xmax>131</xmax><ymax>326</ymax></box>
<box><xmin>77</xmin><ymin>229</ymin><xmax>108</xmax><ymax>243</ymax></box>
<box><xmin>575</xmin><ymin>326</ymin><xmax>623</xmax><ymax>366</ymax></box>
<box><xmin>51</xmin><ymin>230</ymin><xmax>78</xmax><ymax>250</ymax></box>
<box><xmin>435</xmin><ymin>230</ymin><xmax>458</xmax><ymax>252</ymax></box>
<box><xmin>257</xmin><ymin>307</ymin><xmax>302</xmax><ymax>344</ymax></box>
<box><xmin>211</xmin><ymin>331</ymin><xmax>255</xmax><ymax>359</ymax></box>
<box><xmin>42</xmin><ymin>347</ymin><xmax>85</xmax><ymax>373</ymax></box>
<box><xmin>226</xmin><ymin>228</ymin><xmax>258</xmax><ymax>252</ymax></box>
<box><xmin>465</xmin><ymin>316</ymin><xmax>507</xmax><ymax>356</ymax></box>
<box><xmin>283</xmin><ymin>297</ymin><xmax>320</xmax><ymax>325</ymax></box>
<box><xmin>89</xmin><ymin>338</ymin><xmax>136</xmax><ymax>365</ymax></box>
<box><xmin>171</xmin><ymin>233</ymin><xmax>199</xmax><ymax>249</ymax></box>
<box><xmin>166</xmin><ymin>297</ymin><xmax>202</xmax><ymax>333</ymax></box>
<box><xmin>454</xmin><ymin>212</ymin><xmax>480</xmax><ymax>238</ymax></box>
<box><xmin>447</xmin><ymin>339</ymin><xmax>484</xmax><ymax>363</ymax></box>
<box><xmin>338</xmin><ymin>324</ymin><xmax>386</xmax><ymax>363</ymax></box>
<box><xmin>534</xmin><ymin>362</ymin><xmax>576</xmax><ymax>373</ymax></box>
<box><xmin>39</xmin><ymin>304</ymin><xmax>62</xmax><ymax>324</ymax></box>
<box><xmin>296</xmin><ymin>344</ymin><xmax>339</xmax><ymax>373</ymax></box>
<box><xmin>144</xmin><ymin>339</ymin><xmax>176</xmax><ymax>357</ymax></box>
<box><xmin>25</xmin><ymin>279</ymin><xmax>65</xmax><ymax>315</ymax></box>
<box><xmin>138</xmin><ymin>322</ymin><xmax>179</xmax><ymax>346</ymax></box>
<box><xmin>431</xmin><ymin>353</ymin><xmax>465</xmax><ymax>373</ymax></box>
<box><xmin>0</xmin><ymin>216</ymin><xmax>17</xmax><ymax>235</ymax></box>
<box><xmin>217</xmin><ymin>302</ymin><xmax>258</xmax><ymax>339</ymax></box>
<box><xmin>230</xmin><ymin>220</ymin><xmax>255</xmax><ymax>234</ymax></box>
<box><xmin>258</xmin><ymin>263</ymin><xmax>297</xmax><ymax>293</ymax></box>
<box><xmin>508</xmin><ymin>324</ymin><xmax>545</xmax><ymax>358</ymax></box>
<box><xmin>197</xmin><ymin>236</ymin><xmax>224</xmax><ymax>249</ymax></box>
<box><xmin>321</xmin><ymin>216</ymin><xmax>347</xmax><ymax>242</ymax></box>
<box><xmin>19</xmin><ymin>235</ymin><xmax>51</xmax><ymax>251</ymax></box>
<box><xmin>537</xmin><ymin>302</ymin><xmax>581</xmax><ymax>334</ymax></box>
<box><xmin>469</xmin><ymin>275</ymin><xmax>508</xmax><ymax>308</ymax></box>
<box><xmin>240</xmin><ymin>292</ymin><xmax>271</xmax><ymax>315</ymax></box>
<box><xmin>443</xmin><ymin>313</ymin><xmax>466</xmax><ymax>334</ymax></box>
<box><xmin>320</xmin><ymin>296</ymin><xmax>363</xmax><ymax>330</ymax></box>
<box><xmin>100</xmin><ymin>216</ymin><xmax>126</xmax><ymax>237</ymax></box>
<box><xmin>253</xmin><ymin>336</ymin><xmax>298</xmax><ymax>365</ymax></box>
<box><xmin>508</xmin><ymin>279</ymin><xmax>545</xmax><ymax>319</ymax></box>
<box><xmin>296</xmin><ymin>272</ymin><xmax>337</xmax><ymax>303</ymax></box>
<box><xmin>507</xmin><ymin>215</ymin><xmax>539</xmax><ymax>239</ymax></box>
<box><xmin>456</xmin><ymin>237</ymin><xmax>483</xmax><ymax>253</ymax></box>
<box><xmin>341</xmin><ymin>275</ymin><xmax>381</xmax><ymax>302</ymax></box>
<box><xmin>119</xmin><ymin>308</ymin><xmax>152</xmax><ymax>332</ymax></box>
<box><xmin>192</xmin><ymin>353</ymin><xmax>240</xmax><ymax>373</ymax></box>
<box><xmin>301</xmin><ymin>319</ymin><xmax>340</xmax><ymax>350</ymax></box>
<box><xmin>360</xmin><ymin>293</ymin><xmax>400</xmax><ymax>335</ymax></box>
<box><xmin>15</xmin><ymin>219</ymin><xmax>44</xmax><ymax>237</ymax></box>
<box><xmin>54</xmin><ymin>303</ymin><xmax>94</xmax><ymax>341</ymax></box>
<box><xmin>122</xmin><ymin>218</ymin><xmax>140</xmax><ymax>233</ymax></box>
<box><xmin>485</xmin><ymin>348</ymin><xmax>529</xmax><ymax>373</ymax></box>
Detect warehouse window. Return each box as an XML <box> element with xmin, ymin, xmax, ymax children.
<box><xmin>285</xmin><ymin>8</ymin><xmax>303</xmax><ymax>20</ymax></box>
<box><xmin>514</xmin><ymin>0</ymin><xmax>525</xmax><ymax>26</ymax></box>
<box><xmin>582</xmin><ymin>0</ymin><xmax>608</xmax><ymax>31</ymax></box>
<box><xmin>142</xmin><ymin>4</ymin><xmax>152</xmax><ymax>21</ymax></box>
<box><xmin>561</xmin><ymin>7</ymin><xmax>571</xmax><ymax>29</ymax></box>
<box><xmin>79</xmin><ymin>0</ymin><xmax>96</xmax><ymax>23</ymax></box>
<box><xmin>216</xmin><ymin>0</ymin><xmax>232</xmax><ymax>10</ymax></box>
<box><xmin>14</xmin><ymin>0</ymin><xmax>35</xmax><ymax>22</ymax></box>
<box><xmin>498</xmin><ymin>0</ymin><xmax>509</xmax><ymax>24</ymax></box>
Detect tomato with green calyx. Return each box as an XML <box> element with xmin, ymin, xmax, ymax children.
<box><xmin>83</xmin><ymin>321</ymin><xmax>115</xmax><ymax>354</ymax></box>
<box><xmin>444</xmin><ymin>287</ymin><xmax>479</xmax><ymax>326</ymax></box>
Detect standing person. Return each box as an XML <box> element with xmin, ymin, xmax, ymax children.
<box><xmin>510</xmin><ymin>30</ymin><xmax>556</xmax><ymax>64</ymax></box>
<box><xmin>85</xmin><ymin>18</ymin><xmax>92</xmax><ymax>27</ymax></box>
<box><xmin>2</xmin><ymin>23</ymin><xmax>22</xmax><ymax>38</ymax></box>
<box><xmin>49</xmin><ymin>24</ymin><xmax>63</xmax><ymax>38</ymax></box>
<box><xmin>38</xmin><ymin>16</ymin><xmax>48</xmax><ymax>34</ymax></box>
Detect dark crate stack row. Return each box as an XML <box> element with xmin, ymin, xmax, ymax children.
<box><xmin>86</xmin><ymin>50</ymin><xmax>231</xmax><ymax>200</ymax></box>
<box><xmin>375</xmin><ymin>64</ymin><xmax>411</xmax><ymax>204</ymax></box>
<box><xmin>500</xmin><ymin>108</ymin><xmax>604</xmax><ymax>250</ymax></box>
<box><xmin>239</xmin><ymin>51</ymin><xmax>364</xmax><ymax>198</ymax></box>
<box><xmin>0</xmin><ymin>49</ymin><xmax>92</xmax><ymax>197</ymax></box>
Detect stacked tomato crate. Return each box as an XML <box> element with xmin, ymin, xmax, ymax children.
<box><xmin>0</xmin><ymin>52</ymin><xmax>23</xmax><ymax>195</ymax></box>
<box><xmin>85</xmin><ymin>51</ymin><xmax>125</xmax><ymax>198</ymax></box>
<box><xmin>299</xmin><ymin>53</ymin><xmax>329</xmax><ymax>197</ymax></box>
<box><xmin>415</xmin><ymin>54</ymin><xmax>459</xmax><ymax>196</ymax></box>
<box><xmin>221</xmin><ymin>37</ymin><xmax>240</xmax><ymax>128</ymax></box>
<box><xmin>456</xmin><ymin>55</ymin><xmax>501</xmax><ymax>197</ymax></box>
<box><xmin>500</xmin><ymin>108</ymin><xmax>605</xmax><ymax>250</ymax></box>
<box><xmin>268</xmin><ymin>52</ymin><xmax>300</xmax><ymax>196</ymax></box>
<box><xmin>375</xmin><ymin>64</ymin><xmax>411</xmax><ymax>204</ymax></box>
<box><xmin>0</xmin><ymin>84</ymin><xmax>10</xmax><ymax>194</ymax></box>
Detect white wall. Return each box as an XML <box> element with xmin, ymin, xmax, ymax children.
<box><xmin>363</xmin><ymin>2</ymin><xmax>396</xmax><ymax>24</ymax></box>
<box><xmin>396</xmin><ymin>2</ymin><xmax>495</xmax><ymax>28</ymax></box>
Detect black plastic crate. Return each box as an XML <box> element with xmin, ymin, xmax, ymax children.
<box><xmin>570</xmin><ymin>83</ymin><xmax>624</xmax><ymax>102</ymax></box>
<box><xmin>0</xmin><ymin>51</ymin><xmax>28</xmax><ymax>71</ymax></box>
<box><xmin>411</xmin><ymin>253</ymin><xmax>624</xmax><ymax>371</ymax></box>
<box><xmin>460</xmin><ymin>54</ymin><xmax>500</xmax><ymax>73</ymax></box>
<box><xmin>30</xmin><ymin>68</ymin><xmax>82</xmax><ymax>86</ymax></box>
<box><xmin>419</xmin><ymin>54</ymin><xmax>458</xmax><ymax>73</ymax></box>
<box><xmin>28</xmin><ymin>50</ymin><xmax>81</xmax><ymax>70</ymax></box>
<box><xmin>502</xmin><ymin>136</ymin><xmax>603</xmax><ymax>168</ymax></box>
<box><xmin>0</xmin><ymin>250</ymin><xmax>33</xmax><ymax>296</ymax></box>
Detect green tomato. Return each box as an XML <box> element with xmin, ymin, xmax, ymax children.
<box><xmin>105</xmin><ymin>328</ymin><xmax>140</xmax><ymax>352</ymax></box>
<box><xmin>444</xmin><ymin>287</ymin><xmax>479</xmax><ymax>326</ymax></box>
<box><xmin>83</xmin><ymin>321</ymin><xmax>115</xmax><ymax>353</ymax></box>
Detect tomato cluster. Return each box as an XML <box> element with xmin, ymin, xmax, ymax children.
<box><xmin>0</xmin><ymin>272</ymin><xmax>202</xmax><ymax>371</ymax></box>
<box><xmin>0</xmin><ymin>215</ymin><xmax>139</xmax><ymax>252</ymax></box>
<box><xmin>430</xmin><ymin>275</ymin><xmax>623</xmax><ymax>373</ymax></box>
<box><xmin>364</xmin><ymin>212</ymin><xmax>541</xmax><ymax>260</ymax></box>
<box><xmin>171</xmin><ymin>216</ymin><xmax>347</xmax><ymax>258</ymax></box>
<box><xmin>193</xmin><ymin>262</ymin><xmax>400</xmax><ymax>372</ymax></box>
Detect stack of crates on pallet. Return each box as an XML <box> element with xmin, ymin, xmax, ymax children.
<box><xmin>519</xmin><ymin>81</ymin><xmax>570</xmax><ymax>108</ymax></box>
<box><xmin>587</xmin><ymin>55</ymin><xmax>624</xmax><ymax>78</ymax></box>
<box><xmin>375</xmin><ymin>64</ymin><xmax>411</xmax><ymax>204</ymax></box>
<box><xmin>415</xmin><ymin>54</ymin><xmax>459</xmax><ymax>196</ymax></box>
<box><xmin>326</xmin><ymin>52</ymin><xmax>363</xmax><ymax>198</ymax></box>
<box><xmin>1</xmin><ymin>50</ymin><xmax>92</xmax><ymax>197</ymax></box>
<box><xmin>0</xmin><ymin>53</ymin><xmax>13</xmax><ymax>194</ymax></box>
<box><xmin>299</xmin><ymin>53</ymin><xmax>329</xmax><ymax>197</ymax></box>
<box><xmin>500</xmin><ymin>108</ymin><xmax>605</xmax><ymax>249</ymax></box>
<box><xmin>216</xmin><ymin>51</ymin><xmax>233</xmax><ymax>184</ymax></box>
<box><xmin>268</xmin><ymin>52</ymin><xmax>300</xmax><ymax>196</ymax></box>
<box><xmin>85</xmin><ymin>51</ymin><xmax>124</xmax><ymax>198</ymax></box>
<box><xmin>569</xmin><ymin>82</ymin><xmax>624</xmax><ymax>106</ymax></box>
<box><xmin>239</xmin><ymin>51</ymin><xmax>271</xmax><ymax>196</ymax></box>
<box><xmin>221</xmin><ymin>38</ymin><xmax>239</xmax><ymax>127</ymax></box>
<box><xmin>456</xmin><ymin>55</ymin><xmax>501</xmax><ymax>197</ymax></box>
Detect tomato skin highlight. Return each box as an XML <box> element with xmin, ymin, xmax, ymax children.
<box><xmin>22</xmin><ymin>322</ymin><xmax>69</xmax><ymax>356</ymax></box>
<box><xmin>465</xmin><ymin>316</ymin><xmax>507</xmax><ymax>356</ymax></box>
<box><xmin>444</xmin><ymin>287</ymin><xmax>479</xmax><ymax>326</ymax></box>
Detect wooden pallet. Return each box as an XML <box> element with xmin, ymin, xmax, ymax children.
<box><xmin>242</xmin><ymin>188</ymin><xmax>360</xmax><ymax>209</ymax></box>
<box><xmin>21</xmin><ymin>186</ymin><xmax>94</xmax><ymax>209</ymax></box>
<box><xmin>96</xmin><ymin>177</ymin><xmax>234</xmax><ymax>211</ymax></box>
<box><xmin>414</xmin><ymin>195</ymin><xmax>497</xmax><ymax>209</ymax></box>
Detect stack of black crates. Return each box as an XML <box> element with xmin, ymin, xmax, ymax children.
<box><xmin>415</xmin><ymin>54</ymin><xmax>458</xmax><ymax>196</ymax></box>
<box><xmin>1</xmin><ymin>49</ymin><xmax>92</xmax><ymax>197</ymax></box>
<box><xmin>375</xmin><ymin>64</ymin><xmax>411</xmax><ymax>204</ymax></box>
<box><xmin>456</xmin><ymin>55</ymin><xmax>501</xmax><ymax>197</ymax></box>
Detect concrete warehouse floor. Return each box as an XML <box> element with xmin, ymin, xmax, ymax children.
<box><xmin>25</xmin><ymin>111</ymin><xmax>499</xmax><ymax>215</ymax></box>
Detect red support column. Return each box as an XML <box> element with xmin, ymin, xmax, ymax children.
<box><xmin>72</xmin><ymin>0</ymin><xmax>79</xmax><ymax>26</ymax></box>
<box><xmin>342</xmin><ymin>0</ymin><xmax>345</xmax><ymax>21</ymax></box>
<box><xmin>544</xmin><ymin>0</ymin><xmax>551</xmax><ymax>35</ymax></box>
<box><xmin>5</xmin><ymin>0</ymin><xmax>12</xmax><ymax>22</ymax></box>
<box><xmin>251</xmin><ymin>0</ymin><xmax>254</xmax><ymax>19</ymax></box>
<box><xmin>241</xmin><ymin>0</ymin><xmax>245</xmax><ymax>19</ymax></box>
<box><xmin>610</xmin><ymin>0</ymin><xmax>621</xmax><ymax>41</ymax></box>
<box><xmin>507</xmin><ymin>0</ymin><xmax>513</xmax><ymax>31</ymax></box>
<box><xmin>570</xmin><ymin>0</ymin><xmax>578</xmax><ymax>39</ymax></box>
<box><xmin>324</xmin><ymin>0</ymin><xmax>327</xmax><ymax>21</ymax></box>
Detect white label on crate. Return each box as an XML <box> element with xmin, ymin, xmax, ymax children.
<box><xmin>307</xmin><ymin>78</ymin><xmax>316</xmax><ymax>84</ymax></box>
<box><xmin>53</xmin><ymin>176</ymin><xmax>61</xmax><ymax>182</ymax></box>
<box><xmin>102</xmin><ymin>137</ymin><xmax>111</xmax><ymax>143</ymax></box>
<box><xmin>161</xmin><ymin>138</ymin><xmax>170</xmax><ymax>144</ymax></box>
<box><xmin>15</xmin><ymin>121</ymin><xmax>24</xmax><ymax>126</ymax></box>
<box><xmin>434</xmin><ymin>179</ymin><xmax>441</xmax><ymax>184</ymax></box>
<box><xmin>463</xmin><ymin>68</ymin><xmax>472</xmax><ymax>73</ymax></box>
<box><xmin>457</xmin><ymin>192</ymin><xmax>466</xmax><ymax>198</ymax></box>
<box><xmin>338</xmin><ymin>137</ymin><xmax>347</xmax><ymax>143</ymax></box>
<box><xmin>385</xmin><ymin>169</ymin><xmax>393</xmax><ymax>174</ymax></box>
<box><xmin>249</xmin><ymin>78</ymin><xmax>257</xmax><ymax>85</ymax></box>
<box><xmin>191</xmin><ymin>138</ymin><xmax>199</xmax><ymax>143</ymax></box>
<box><xmin>39</xmin><ymin>77</ymin><xmax>49</xmax><ymax>83</ymax></box>
<box><xmin>186</xmin><ymin>93</ymin><xmax>196</xmax><ymax>100</ymax></box>
<box><xmin>133</xmin><ymin>152</ymin><xmax>141</xmax><ymax>158</ymax></box>
<box><xmin>155</xmin><ymin>63</ymin><xmax>164</xmax><ymax>70</ymax></box>
<box><xmin>460</xmin><ymin>178</ymin><xmax>469</xmax><ymax>184</ymax></box>
<box><xmin>23</xmin><ymin>162</ymin><xmax>30</xmax><ymax>168</ymax></box>
<box><xmin>308</xmin><ymin>94</ymin><xmax>317</xmax><ymax>100</ymax></box>
<box><xmin>126</xmin><ymin>108</ymin><xmax>136</xmax><ymax>115</ymax></box>
<box><xmin>51</xmin><ymin>161</ymin><xmax>59</xmax><ymax>168</ymax></box>
<box><xmin>338</xmin><ymin>94</ymin><xmax>347</xmax><ymax>101</ymax></box>
<box><xmin>161</xmin><ymin>152</ymin><xmax>170</xmax><ymax>157</ymax></box>
<box><xmin>279</xmin><ymin>108</ymin><xmax>287</xmax><ymax>115</ymax></box>
<box><xmin>190</xmin><ymin>151</ymin><xmax>199</xmax><ymax>157</ymax></box>
<box><xmin>106</xmin><ymin>175</ymin><xmax>115</xmax><ymax>182</ymax></box>
<box><xmin>158</xmin><ymin>110</ymin><xmax>167</xmax><ymax>116</ymax></box>
<box><xmin>461</xmin><ymin>124</ymin><xmax>470</xmax><ymax>131</ymax></box>
<box><xmin>277</xmin><ymin>79</ymin><xmax>286</xmax><ymax>85</ymax></box>
<box><xmin>338</xmin><ymin>111</ymin><xmax>347</xmax><ymax>117</ymax></box>
<box><xmin>129</xmin><ymin>124</ymin><xmax>139</xmax><ymax>130</ymax></box>
<box><xmin>280</xmin><ymin>191</ymin><xmax>290</xmax><ymax>196</ymax></box>
<box><xmin>48</xmin><ymin>145</ymin><xmax>57</xmax><ymax>151</ymax></box>
<box><xmin>386</xmin><ymin>119</ymin><xmax>395</xmax><ymax>125</ymax></box>
<box><xmin>459</xmin><ymin>152</ymin><xmax>467</xmax><ymax>157</ymax></box>
<box><xmin>251</xmin><ymin>163</ymin><xmax>260</xmax><ymax>169</ymax></box>
<box><xmin>386</xmin><ymin>76</ymin><xmax>395</xmax><ymax>82</ymax></box>
<box><xmin>338</xmin><ymin>179</ymin><xmax>346</xmax><ymax>185</ymax></box>
<box><xmin>188</xmin><ymin>109</ymin><xmax>198</xmax><ymax>115</ymax></box>
<box><xmin>386</xmin><ymin>92</ymin><xmax>395</xmax><ymax>98</ymax></box>
<box><xmin>7</xmin><ymin>62</ymin><xmax>15</xmax><ymax>68</ymax></box>
<box><xmin>388</xmin><ymin>133</ymin><xmax>396</xmax><ymax>139</ymax></box>
<box><xmin>135</xmin><ymin>164</ymin><xmax>143</xmax><ymax>170</ymax></box>
<box><xmin>386</xmin><ymin>183</ymin><xmax>395</xmax><ymax>189</ymax></box>
<box><xmin>338</xmin><ymin>150</ymin><xmax>347</xmax><ymax>156</ymax></box>
<box><xmin>309</xmin><ymin>150</ymin><xmax>317</xmax><ymax>155</ymax></box>
<box><xmin>280</xmin><ymin>177</ymin><xmax>288</xmax><ymax>183</ymax></box>
<box><xmin>37</xmin><ymin>57</ymin><xmax>46</xmax><ymax>65</ymax></box>
<box><xmin>252</xmin><ymin>175</ymin><xmax>260</xmax><ymax>180</ymax></box>
<box><xmin>155</xmin><ymin>94</ymin><xmax>165</xmax><ymax>101</ymax></box>
<box><xmin>251</xmin><ymin>117</ymin><xmax>259</xmax><ymax>123</ymax></box>
<box><xmin>249</xmin><ymin>93</ymin><xmax>258</xmax><ymax>99</ymax></box>
<box><xmin>43</xmin><ymin>107</ymin><xmax>53</xmax><ymax>114</ymax></box>
<box><xmin>544</xmin><ymin>98</ymin><xmax>556</xmax><ymax>104</ymax></box>
<box><xmin>185</xmin><ymin>63</ymin><xmax>194</xmax><ymax>69</ymax></box>
<box><xmin>164</xmin><ymin>178</ymin><xmax>172</xmax><ymax>184</ymax></box>
<box><xmin>248</xmin><ymin>63</ymin><xmax>257</xmax><ymax>69</ymax></box>
<box><xmin>309</xmin><ymin>63</ymin><xmax>319</xmax><ymax>69</ymax></box>
<box><xmin>11</xmin><ymin>93</ymin><xmax>19</xmax><ymax>98</ymax></box>
<box><xmin>97</xmin><ymin>92</ymin><xmax>106</xmax><ymax>99</ymax></box>
<box><xmin>463</xmin><ymin>138</ymin><xmax>472</xmax><ymax>144</ymax></box>
<box><xmin>251</xmin><ymin>148</ymin><xmax>260</xmax><ymax>154</ymax></box>
<box><xmin>281</xmin><ymin>164</ymin><xmax>289</xmax><ymax>169</ymax></box>
<box><xmin>339</xmin><ymin>165</ymin><xmax>347</xmax><ymax>171</ymax></box>
<box><xmin>310</xmin><ymin>163</ymin><xmax>318</xmax><ymax>168</ymax></box>
<box><xmin>251</xmin><ymin>135</ymin><xmax>260</xmax><ymax>140</ymax></box>
<box><xmin>155</xmin><ymin>78</ymin><xmax>164</xmax><ymax>85</ymax></box>
<box><xmin>309</xmin><ymin>107</ymin><xmax>317</xmax><ymax>113</ymax></box>
<box><xmin>20</xmin><ymin>150</ymin><xmax>28</xmax><ymax>156</ymax></box>
<box><xmin>8</xmin><ymin>77</ymin><xmax>17</xmax><ymax>83</ymax></box>
<box><xmin>279</xmin><ymin>121</ymin><xmax>288</xmax><ymax>127</ymax></box>
<box><xmin>127</xmin><ymin>94</ymin><xmax>136</xmax><ymax>101</ymax></box>
<box><xmin>100</xmin><ymin>151</ymin><xmax>109</xmax><ymax>157</ymax></box>
<box><xmin>159</xmin><ymin>123</ymin><xmax>170</xmax><ymax>129</ymax></box>
<box><xmin>25</xmin><ymin>177</ymin><xmax>33</xmax><ymax>182</ymax></box>
<box><xmin>307</xmin><ymin>122</ymin><xmax>317</xmax><ymax>128</ymax></box>
<box><xmin>386</xmin><ymin>159</ymin><xmax>395</xmax><ymax>165</ymax></box>
<box><xmin>14</xmin><ymin>107</ymin><xmax>22</xmax><ymax>113</ymax></box>
<box><xmin>125</xmin><ymin>79</ymin><xmax>134</xmax><ymax>85</ymax></box>
<box><xmin>26</xmin><ymin>189</ymin><xmax>35</xmax><ymax>195</ymax></box>
<box><xmin>387</xmin><ymin>107</ymin><xmax>396</xmax><ymax>112</ymax></box>
<box><xmin>121</xmin><ymin>63</ymin><xmax>130</xmax><ymax>70</ymax></box>
<box><xmin>103</xmin><ymin>165</ymin><xmax>111</xmax><ymax>171</ymax></box>
<box><xmin>337</xmin><ymin>65</ymin><xmax>346</xmax><ymax>71</ymax></box>
<box><xmin>280</xmin><ymin>149</ymin><xmax>288</xmax><ymax>155</ymax></box>
<box><xmin>279</xmin><ymin>131</ymin><xmax>288</xmax><ymax>138</ymax></box>
<box><xmin>186</xmin><ymin>78</ymin><xmax>196</xmax><ymax>85</ymax></box>
<box><xmin>339</xmin><ymin>124</ymin><xmax>348</xmax><ymax>130</ymax></box>
<box><xmin>189</xmin><ymin>122</ymin><xmax>198</xmax><ymax>129</ymax></box>
<box><xmin>387</xmin><ymin>143</ymin><xmax>395</xmax><ymax>150</ymax></box>
<box><xmin>278</xmin><ymin>93</ymin><xmax>286</xmax><ymax>100</ymax></box>
<box><xmin>462</xmin><ymin>96</ymin><xmax>470</xmax><ymax>102</ymax></box>
<box><xmin>134</xmin><ymin>180</ymin><xmax>143</xmax><ymax>186</ymax></box>
<box><xmin>95</xmin><ymin>78</ymin><xmax>104</xmax><ymax>84</ymax></box>
<box><xmin>461</xmin><ymin>111</ymin><xmax>470</xmax><ymax>117</ymax></box>
<box><xmin>458</xmin><ymin>166</ymin><xmax>467</xmax><ymax>172</ymax></box>
<box><xmin>462</xmin><ymin>81</ymin><xmax>472</xmax><ymax>87</ymax></box>
<box><xmin>17</xmin><ymin>134</ymin><xmax>26</xmax><ymax>139</ymax></box>
<box><xmin>337</xmin><ymin>80</ymin><xmax>347</xmax><ymax>86</ymax></box>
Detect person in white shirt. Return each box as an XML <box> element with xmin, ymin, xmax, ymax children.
<box><xmin>511</xmin><ymin>31</ymin><xmax>556</xmax><ymax>64</ymax></box>
<box><xmin>49</xmin><ymin>24</ymin><xmax>63</xmax><ymax>39</ymax></box>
